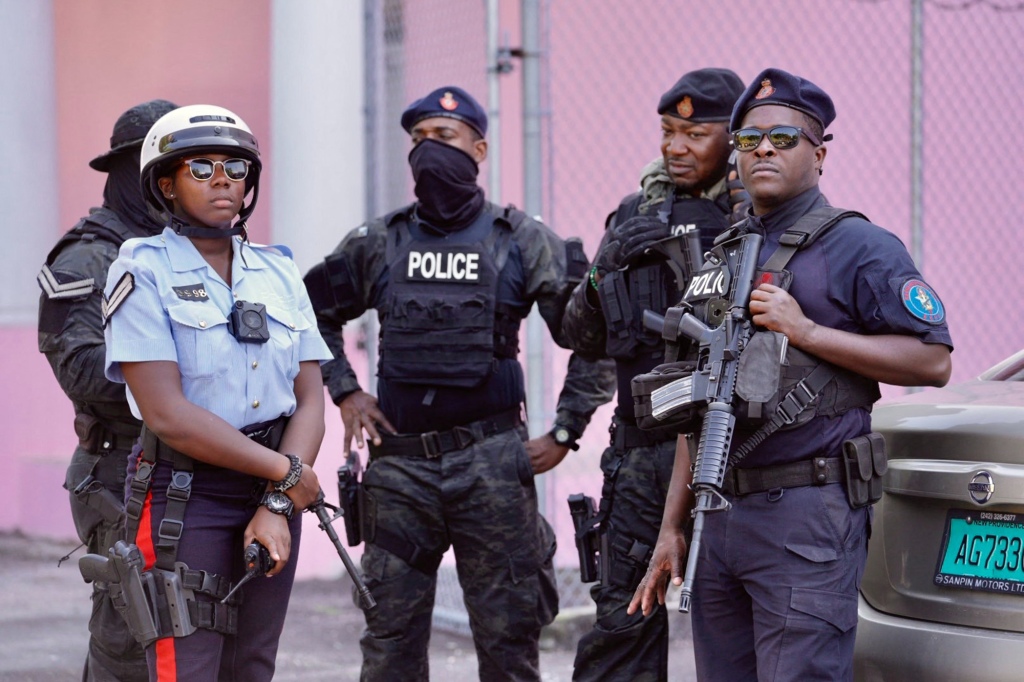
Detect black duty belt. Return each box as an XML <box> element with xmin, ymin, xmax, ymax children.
<box><xmin>610</xmin><ymin>420</ymin><xmax>677</xmax><ymax>450</ymax></box>
<box><xmin>370</xmin><ymin>407</ymin><xmax>523</xmax><ymax>459</ymax></box>
<box><xmin>722</xmin><ymin>456</ymin><xmax>844</xmax><ymax>496</ymax></box>
<box><xmin>140</xmin><ymin>415</ymin><xmax>289</xmax><ymax>464</ymax></box>
<box><xmin>241</xmin><ymin>416</ymin><xmax>289</xmax><ymax>451</ymax></box>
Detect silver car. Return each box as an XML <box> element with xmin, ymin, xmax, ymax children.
<box><xmin>854</xmin><ymin>350</ymin><xmax>1024</xmax><ymax>680</ymax></box>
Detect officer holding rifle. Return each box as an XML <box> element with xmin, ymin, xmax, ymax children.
<box><xmin>629</xmin><ymin>68</ymin><xmax>953</xmax><ymax>681</ymax></box>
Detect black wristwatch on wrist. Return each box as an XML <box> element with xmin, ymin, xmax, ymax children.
<box><xmin>273</xmin><ymin>453</ymin><xmax>303</xmax><ymax>492</ymax></box>
<box><xmin>550</xmin><ymin>425</ymin><xmax>581</xmax><ymax>451</ymax></box>
<box><xmin>260</xmin><ymin>490</ymin><xmax>295</xmax><ymax>520</ymax></box>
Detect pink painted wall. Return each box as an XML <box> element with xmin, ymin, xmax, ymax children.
<box><xmin>2</xmin><ymin>0</ymin><xmax>272</xmax><ymax>534</ymax></box>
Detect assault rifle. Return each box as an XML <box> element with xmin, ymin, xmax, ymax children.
<box><xmin>642</xmin><ymin>231</ymin><xmax>763</xmax><ymax>612</ymax></box>
<box><xmin>308</xmin><ymin>491</ymin><xmax>376</xmax><ymax>610</ymax></box>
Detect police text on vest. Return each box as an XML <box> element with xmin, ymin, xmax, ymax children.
<box><xmin>407</xmin><ymin>251</ymin><xmax>480</xmax><ymax>281</ymax></box>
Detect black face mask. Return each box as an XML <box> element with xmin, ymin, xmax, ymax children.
<box><xmin>103</xmin><ymin>151</ymin><xmax>165</xmax><ymax>235</ymax></box>
<box><xmin>408</xmin><ymin>139</ymin><xmax>485</xmax><ymax>231</ymax></box>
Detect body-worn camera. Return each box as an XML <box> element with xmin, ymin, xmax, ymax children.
<box><xmin>228</xmin><ymin>300</ymin><xmax>270</xmax><ymax>343</ymax></box>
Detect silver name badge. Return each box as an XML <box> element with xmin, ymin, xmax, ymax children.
<box><xmin>407</xmin><ymin>251</ymin><xmax>480</xmax><ymax>281</ymax></box>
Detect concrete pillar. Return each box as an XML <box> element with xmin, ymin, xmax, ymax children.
<box><xmin>269</xmin><ymin>0</ymin><xmax>366</xmax><ymax>274</ymax></box>
<box><xmin>0</xmin><ymin>0</ymin><xmax>58</xmax><ymax>324</ymax></box>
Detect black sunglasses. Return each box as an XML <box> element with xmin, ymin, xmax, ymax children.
<box><xmin>181</xmin><ymin>158</ymin><xmax>250</xmax><ymax>182</ymax></box>
<box><xmin>731</xmin><ymin>126</ymin><xmax>827</xmax><ymax>152</ymax></box>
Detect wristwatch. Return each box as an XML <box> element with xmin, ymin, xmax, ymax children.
<box><xmin>260</xmin><ymin>490</ymin><xmax>295</xmax><ymax>520</ymax></box>
<box><xmin>273</xmin><ymin>453</ymin><xmax>303</xmax><ymax>492</ymax></box>
<box><xmin>550</xmin><ymin>425</ymin><xmax>580</xmax><ymax>451</ymax></box>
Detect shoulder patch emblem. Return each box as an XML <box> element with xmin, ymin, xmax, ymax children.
<box><xmin>900</xmin><ymin>278</ymin><xmax>945</xmax><ymax>324</ymax></box>
<box><xmin>101</xmin><ymin>272</ymin><xmax>135</xmax><ymax>327</ymax></box>
<box><xmin>37</xmin><ymin>264</ymin><xmax>95</xmax><ymax>300</ymax></box>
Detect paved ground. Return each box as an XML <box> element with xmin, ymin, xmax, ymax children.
<box><xmin>0</xmin><ymin>531</ymin><xmax>696</xmax><ymax>681</ymax></box>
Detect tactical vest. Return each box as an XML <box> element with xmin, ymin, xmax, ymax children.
<box><xmin>39</xmin><ymin>208</ymin><xmax>148</xmax><ymax>436</ymax></box>
<box><xmin>44</xmin><ymin>207</ymin><xmax>140</xmax><ymax>267</ymax></box>
<box><xmin>600</xmin><ymin>193</ymin><xmax>729</xmax><ymax>360</ymax></box>
<box><xmin>378</xmin><ymin>207</ymin><xmax>523</xmax><ymax>389</ymax></box>
<box><xmin>683</xmin><ymin>207</ymin><xmax>881</xmax><ymax>428</ymax></box>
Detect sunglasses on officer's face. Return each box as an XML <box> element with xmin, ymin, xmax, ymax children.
<box><xmin>181</xmin><ymin>158</ymin><xmax>250</xmax><ymax>182</ymax></box>
<box><xmin>731</xmin><ymin>126</ymin><xmax>823</xmax><ymax>152</ymax></box>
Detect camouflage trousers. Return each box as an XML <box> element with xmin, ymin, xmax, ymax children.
<box><xmin>65</xmin><ymin>445</ymin><xmax>148</xmax><ymax>682</ymax></box>
<box><xmin>358</xmin><ymin>426</ymin><xmax>557</xmax><ymax>682</ymax></box>
<box><xmin>573</xmin><ymin>436</ymin><xmax>677</xmax><ymax>682</ymax></box>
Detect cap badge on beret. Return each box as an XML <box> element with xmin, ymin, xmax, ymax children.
<box><xmin>440</xmin><ymin>92</ymin><xmax>459</xmax><ymax>111</ymax></box>
<box><xmin>676</xmin><ymin>96</ymin><xmax>694</xmax><ymax>119</ymax></box>
<box><xmin>755</xmin><ymin>79</ymin><xmax>775</xmax><ymax>100</ymax></box>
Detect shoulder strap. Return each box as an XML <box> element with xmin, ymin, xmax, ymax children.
<box><xmin>45</xmin><ymin>209</ymin><xmax>136</xmax><ymax>266</ymax></box>
<box><xmin>497</xmin><ymin>203</ymin><xmax>528</xmax><ymax>232</ymax></box>
<box><xmin>383</xmin><ymin>204</ymin><xmax>414</xmax><ymax>265</ymax></box>
<box><xmin>762</xmin><ymin>207</ymin><xmax>868</xmax><ymax>271</ymax></box>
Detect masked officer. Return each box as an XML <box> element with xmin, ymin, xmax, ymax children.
<box><xmin>560</xmin><ymin>68</ymin><xmax>745</xmax><ymax>682</ymax></box>
<box><xmin>103</xmin><ymin>104</ymin><xmax>330</xmax><ymax>681</ymax></box>
<box><xmin>37</xmin><ymin>99</ymin><xmax>177</xmax><ymax>682</ymax></box>
<box><xmin>304</xmin><ymin>85</ymin><xmax>614</xmax><ymax>681</ymax></box>
<box><xmin>629</xmin><ymin>68</ymin><xmax>953</xmax><ymax>681</ymax></box>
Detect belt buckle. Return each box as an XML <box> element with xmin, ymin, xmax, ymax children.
<box><xmin>451</xmin><ymin>426</ymin><xmax>475</xmax><ymax>450</ymax></box>
<box><xmin>420</xmin><ymin>431</ymin><xmax>442</xmax><ymax>458</ymax></box>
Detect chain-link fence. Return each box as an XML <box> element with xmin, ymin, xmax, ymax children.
<box><xmin>362</xmin><ymin>0</ymin><xmax>1024</xmax><ymax>631</ymax></box>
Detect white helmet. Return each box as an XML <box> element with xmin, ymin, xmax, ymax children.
<box><xmin>140</xmin><ymin>104</ymin><xmax>262</xmax><ymax>236</ymax></box>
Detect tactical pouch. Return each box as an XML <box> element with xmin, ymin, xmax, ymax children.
<box><xmin>607</xmin><ymin>531</ymin><xmax>653</xmax><ymax>591</ymax></box>
<box><xmin>631</xmin><ymin>360</ymin><xmax>699</xmax><ymax>432</ymax></box>
<box><xmin>598</xmin><ymin>270</ymin><xmax>635</xmax><ymax>359</ymax></box>
<box><xmin>842</xmin><ymin>432</ymin><xmax>887</xmax><ymax>508</ymax></box>
<box><xmin>735</xmin><ymin>332</ymin><xmax>819</xmax><ymax>429</ymax></box>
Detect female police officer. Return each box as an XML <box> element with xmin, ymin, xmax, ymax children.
<box><xmin>102</xmin><ymin>104</ymin><xmax>332</xmax><ymax>681</ymax></box>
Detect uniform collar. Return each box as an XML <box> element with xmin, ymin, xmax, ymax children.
<box><xmin>162</xmin><ymin>227</ymin><xmax>268</xmax><ymax>276</ymax></box>
<box><xmin>747</xmin><ymin>186</ymin><xmax>826</xmax><ymax>235</ymax></box>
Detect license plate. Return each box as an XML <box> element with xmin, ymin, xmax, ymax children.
<box><xmin>934</xmin><ymin>509</ymin><xmax>1024</xmax><ymax>595</ymax></box>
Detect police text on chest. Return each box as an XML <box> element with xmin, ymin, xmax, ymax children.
<box><xmin>406</xmin><ymin>250</ymin><xmax>480</xmax><ymax>281</ymax></box>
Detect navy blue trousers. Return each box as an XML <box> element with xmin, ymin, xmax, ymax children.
<box><xmin>691</xmin><ymin>482</ymin><xmax>869</xmax><ymax>682</ymax></box>
<box><xmin>127</xmin><ymin>448</ymin><xmax>301</xmax><ymax>682</ymax></box>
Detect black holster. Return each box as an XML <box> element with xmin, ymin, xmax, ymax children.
<box><xmin>337</xmin><ymin>452</ymin><xmax>363</xmax><ymax>546</ymax></box>
<box><xmin>568</xmin><ymin>493</ymin><xmax>601</xmax><ymax>583</ymax></box>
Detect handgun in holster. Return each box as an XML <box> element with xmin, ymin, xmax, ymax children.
<box><xmin>79</xmin><ymin>541</ymin><xmax>198</xmax><ymax>646</ymax></box>
<box><xmin>79</xmin><ymin>540</ymin><xmax>161</xmax><ymax>646</ymax></box>
<box><xmin>337</xmin><ymin>451</ymin><xmax>363</xmax><ymax>546</ymax></box>
<box><xmin>568</xmin><ymin>493</ymin><xmax>603</xmax><ymax>583</ymax></box>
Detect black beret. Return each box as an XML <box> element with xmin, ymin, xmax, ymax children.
<box><xmin>90</xmin><ymin>99</ymin><xmax>178</xmax><ymax>172</ymax></box>
<box><xmin>400</xmin><ymin>86</ymin><xmax>487</xmax><ymax>138</ymax></box>
<box><xmin>657</xmin><ymin>68</ymin><xmax>745</xmax><ymax>122</ymax></box>
<box><xmin>729</xmin><ymin>67</ymin><xmax>836</xmax><ymax>133</ymax></box>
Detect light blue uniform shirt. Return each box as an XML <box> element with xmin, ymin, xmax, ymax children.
<box><xmin>104</xmin><ymin>227</ymin><xmax>332</xmax><ymax>430</ymax></box>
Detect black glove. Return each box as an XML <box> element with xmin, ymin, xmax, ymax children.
<box><xmin>610</xmin><ymin>214</ymin><xmax>670</xmax><ymax>267</ymax></box>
